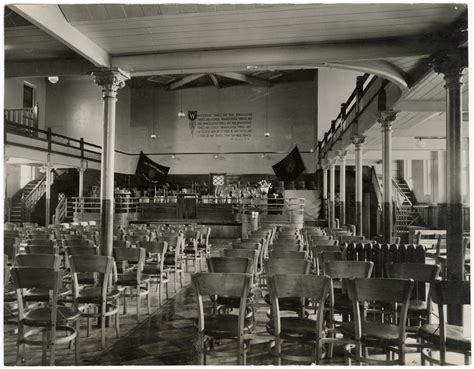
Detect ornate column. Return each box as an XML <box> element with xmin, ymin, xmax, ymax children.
<box><xmin>91</xmin><ymin>68</ymin><xmax>129</xmax><ymax>256</ymax></box>
<box><xmin>377</xmin><ymin>111</ymin><xmax>398</xmax><ymax>243</ymax></box>
<box><xmin>351</xmin><ymin>136</ymin><xmax>366</xmax><ymax>236</ymax></box>
<box><xmin>433</xmin><ymin>50</ymin><xmax>466</xmax><ymax>325</ymax></box>
<box><xmin>337</xmin><ymin>150</ymin><xmax>347</xmax><ymax>226</ymax></box>
<box><xmin>321</xmin><ymin>159</ymin><xmax>329</xmax><ymax>225</ymax></box>
<box><xmin>329</xmin><ymin>159</ymin><xmax>336</xmax><ymax>228</ymax></box>
<box><xmin>44</xmin><ymin>159</ymin><xmax>52</xmax><ymax>226</ymax></box>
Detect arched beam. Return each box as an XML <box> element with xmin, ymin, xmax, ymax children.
<box><xmin>324</xmin><ymin>60</ymin><xmax>408</xmax><ymax>90</ymax></box>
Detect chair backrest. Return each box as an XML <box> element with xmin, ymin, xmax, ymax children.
<box><xmin>317</xmin><ymin>251</ymin><xmax>344</xmax><ymax>274</ymax></box>
<box><xmin>113</xmin><ymin>240</ymin><xmax>130</xmax><ymax>248</ymax></box>
<box><xmin>69</xmin><ymin>255</ymin><xmax>114</xmax><ymax>295</ymax></box>
<box><xmin>125</xmin><ymin>234</ymin><xmax>149</xmax><ymax>245</ymax></box>
<box><xmin>28</xmin><ymin>232</ymin><xmax>50</xmax><ymax>240</ymax></box>
<box><xmin>271</xmin><ymin>243</ymin><xmax>303</xmax><ymax>252</ymax></box>
<box><xmin>347</xmin><ymin>278</ymin><xmax>414</xmax><ymax>342</ymax></box>
<box><xmin>64</xmin><ymin>239</ymin><xmax>93</xmax><ymax>247</ymax></box>
<box><xmin>269</xmin><ymin>250</ymin><xmax>306</xmax><ymax>259</ymax></box>
<box><xmin>4</xmin><ymin>237</ymin><xmax>18</xmax><ymax>260</ymax></box>
<box><xmin>25</xmin><ymin>245</ymin><xmax>58</xmax><ymax>254</ymax></box>
<box><xmin>138</xmin><ymin>241</ymin><xmax>167</xmax><ymax>254</ymax></box>
<box><xmin>339</xmin><ymin>235</ymin><xmax>365</xmax><ymax>243</ymax></box>
<box><xmin>114</xmin><ymin>246</ymin><xmax>145</xmax><ymax>262</ymax></box>
<box><xmin>311</xmin><ymin>239</ymin><xmax>338</xmax><ymax>247</ymax></box>
<box><xmin>264</xmin><ymin>258</ymin><xmax>311</xmax><ymax>276</ymax></box>
<box><xmin>325</xmin><ymin>260</ymin><xmax>374</xmax><ymax>279</ymax></box>
<box><xmin>16</xmin><ymin>254</ymin><xmax>61</xmax><ymax>269</ymax></box>
<box><xmin>431</xmin><ymin>280</ymin><xmax>470</xmax><ymax>306</ymax></box>
<box><xmin>65</xmin><ymin>246</ymin><xmax>99</xmax><ymax>256</ymax></box>
<box><xmin>207</xmin><ymin>257</ymin><xmax>253</xmax><ymax>274</ymax></box>
<box><xmin>385</xmin><ymin>263</ymin><xmax>440</xmax><ymax>282</ymax></box>
<box><xmin>155</xmin><ymin>235</ymin><xmax>181</xmax><ymax>249</ymax></box>
<box><xmin>62</xmin><ymin>234</ymin><xmax>83</xmax><ymax>241</ymax></box>
<box><xmin>192</xmin><ymin>273</ymin><xmax>253</xmax><ymax>334</ymax></box>
<box><xmin>27</xmin><ymin>239</ymin><xmax>54</xmax><ymax>247</ymax></box>
<box><xmin>223</xmin><ymin>249</ymin><xmax>258</xmax><ymax>274</ymax></box>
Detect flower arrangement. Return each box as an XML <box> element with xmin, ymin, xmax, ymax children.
<box><xmin>257</xmin><ymin>179</ymin><xmax>272</xmax><ymax>195</ymax></box>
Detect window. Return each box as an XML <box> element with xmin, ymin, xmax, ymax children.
<box><xmin>210</xmin><ymin>173</ymin><xmax>226</xmax><ymax>187</ymax></box>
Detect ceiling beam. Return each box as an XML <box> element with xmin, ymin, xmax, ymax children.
<box><xmin>395</xmin><ymin>100</ymin><xmax>446</xmax><ymax>112</ymax></box>
<box><xmin>9</xmin><ymin>4</ymin><xmax>110</xmax><ymax>67</ymax></box>
<box><xmin>113</xmin><ymin>37</ymin><xmax>450</xmax><ymax>77</ymax></box>
<box><xmin>5</xmin><ymin>59</ymin><xmax>94</xmax><ymax>78</ymax></box>
<box><xmin>168</xmin><ymin>74</ymin><xmax>206</xmax><ymax>90</ymax></box>
<box><xmin>215</xmin><ymin>72</ymin><xmax>271</xmax><ymax>87</ymax></box>
<box><xmin>209</xmin><ymin>74</ymin><xmax>220</xmax><ymax>89</ymax></box>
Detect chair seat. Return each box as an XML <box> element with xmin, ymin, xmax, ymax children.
<box><xmin>267</xmin><ymin>317</ymin><xmax>317</xmax><ymax>341</ymax></box>
<box><xmin>117</xmin><ymin>272</ymin><xmax>150</xmax><ymax>286</ymax></box>
<box><xmin>203</xmin><ymin>314</ymin><xmax>252</xmax><ymax>339</ymax></box>
<box><xmin>263</xmin><ymin>294</ymin><xmax>308</xmax><ymax>311</ymax></box>
<box><xmin>25</xmin><ymin>287</ymin><xmax>70</xmax><ymax>302</ymax></box>
<box><xmin>340</xmin><ymin>321</ymin><xmax>400</xmax><ymax>346</ymax></box>
<box><xmin>418</xmin><ymin>323</ymin><xmax>471</xmax><ymax>352</ymax></box>
<box><xmin>216</xmin><ymin>293</ymin><xmax>254</xmax><ymax>309</ymax></box>
<box><xmin>142</xmin><ymin>265</ymin><xmax>162</xmax><ymax>274</ymax></box>
<box><xmin>183</xmin><ymin>248</ymin><xmax>197</xmax><ymax>255</ymax></box>
<box><xmin>23</xmin><ymin>306</ymin><xmax>81</xmax><ymax>327</ymax></box>
<box><xmin>77</xmin><ymin>287</ymin><xmax>121</xmax><ymax>303</ymax></box>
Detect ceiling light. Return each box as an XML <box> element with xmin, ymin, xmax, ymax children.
<box><xmin>310</xmin><ymin>148</ymin><xmax>314</xmax><ymax>153</ymax></box>
<box><xmin>415</xmin><ymin>138</ymin><xmax>427</xmax><ymax>148</ymax></box>
<box><xmin>48</xmin><ymin>76</ymin><xmax>59</xmax><ymax>84</ymax></box>
<box><xmin>171</xmin><ymin>154</ymin><xmax>176</xmax><ymax>159</ymax></box>
<box><xmin>178</xmin><ymin>111</ymin><xmax>186</xmax><ymax>118</ymax></box>
<box><xmin>150</xmin><ymin>134</ymin><xmax>156</xmax><ymax>139</ymax></box>
<box><xmin>214</xmin><ymin>154</ymin><xmax>219</xmax><ymax>159</ymax></box>
<box><xmin>261</xmin><ymin>153</ymin><xmax>266</xmax><ymax>158</ymax></box>
<box><xmin>264</xmin><ymin>132</ymin><xmax>270</xmax><ymax>137</ymax></box>
<box><xmin>246</xmin><ymin>66</ymin><xmax>258</xmax><ymax>70</ymax></box>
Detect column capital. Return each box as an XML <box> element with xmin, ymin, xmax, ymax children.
<box><xmin>320</xmin><ymin>158</ymin><xmax>330</xmax><ymax>170</ymax></box>
<box><xmin>337</xmin><ymin>150</ymin><xmax>348</xmax><ymax>160</ymax></box>
<box><xmin>376</xmin><ymin>110</ymin><xmax>398</xmax><ymax>129</ymax></box>
<box><xmin>91</xmin><ymin>67</ymin><xmax>130</xmax><ymax>98</ymax></box>
<box><xmin>431</xmin><ymin>49</ymin><xmax>467</xmax><ymax>82</ymax></box>
<box><xmin>351</xmin><ymin>135</ymin><xmax>367</xmax><ymax>147</ymax></box>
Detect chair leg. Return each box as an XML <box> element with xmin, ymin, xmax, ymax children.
<box><xmin>101</xmin><ymin>303</ymin><xmax>106</xmax><ymax>348</ymax></box>
<box><xmin>275</xmin><ymin>337</ymin><xmax>282</xmax><ymax>365</ymax></box>
<box><xmin>16</xmin><ymin>325</ymin><xmax>25</xmax><ymax>365</ymax></box>
<box><xmin>146</xmin><ymin>285</ymin><xmax>151</xmax><ymax>315</ymax></box>
<box><xmin>115</xmin><ymin>299</ymin><xmax>121</xmax><ymax>338</ymax></box>
<box><xmin>179</xmin><ymin>269</ymin><xmax>183</xmax><ymax>288</ymax></box>
<box><xmin>158</xmin><ymin>283</ymin><xmax>162</xmax><ymax>306</ymax></box>
<box><xmin>174</xmin><ymin>270</ymin><xmax>178</xmax><ymax>292</ymax></box>
<box><xmin>166</xmin><ymin>279</ymin><xmax>169</xmax><ymax>299</ymax></box>
<box><xmin>87</xmin><ymin>306</ymin><xmax>92</xmax><ymax>337</ymax></box>
<box><xmin>49</xmin><ymin>329</ymin><xmax>56</xmax><ymax>366</ymax></box>
<box><xmin>75</xmin><ymin>320</ymin><xmax>80</xmax><ymax>365</ymax></box>
<box><xmin>136</xmin><ymin>288</ymin><xmax>141</xmax><ymax>322</ymax></box>
<box><xmin>42</xmin><ymin>330</ymin><xmax>48</xmax><ymax>366</ymax></box>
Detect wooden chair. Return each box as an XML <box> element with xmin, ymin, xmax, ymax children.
<box><xmin>16</xmin><ymin>254</ymin><xmax>61</xmax><ymax>269</ymax></box>
<box><xmin>269</xmin><ymin>250</ymin><xmax>306</xmax><ymax>259</ymax></box>
<box><xmin>309</xmin><ymin>245</ymin><xmax>341</xmax><ymax>274</ymax></box>
<box><xmin>192</xmin><ymin>272</ymin><xmax>253</xmax><ymax>365</ymax></box>
<box><xmin>113</xmin><ymin>240</ymin><xmax>130</xmax><ymax>248</ymax></box>
<box><xmin>385</xmin><ymin>263</ymin><xmax>440</xmax><ymax>328</ymax></box>
<box><xmin>4</xmin><ymin>236</ymin><xmax>19</xmax><ymax>265</ymax></box>
<box><xmin>27</xmin><ymin>231</ymin><xmax>51</xmax><ymax>240</ymax></box>
<box><xmin>263</xmin><ymin>258</ymin><xmax>312</xmax><ymax>316</ymax></box>
<box><xmin>231</xmin><ymin>241</ymin><xmax>262</xmax><ymax>276</ymax></box>
<box><xmin>63</xmin><ymin>239</ymin><xmax>93</xmax><ymax>247</ymax></box>
<box><xmin>182</xmin><ymin>230</ymin><xmax>202</xmax><ymax>272</ymax></box>
<box><xmin>207</xmin><ymin>257</ymin><xmax>253</xmax><ymax>274</ymax></box>
<box><xmin>266</xmin><ymin>274</ymin><xmax>332</xmax><ymax>364</ymax></box>
<box><xmin>114</xmin><ymin>247</ymin><xmax>151</xmax><ymax>322</ymax></box>
<box><xmin>341</xmin><ymin>277</ymin><xmax>414</xmax><ymax>365</ymax></box>
<box><xmin>26</xmin><ymin>239</ymin><xmax>55</xmax><ymax>247</ymax></box>
<box><xmin>162</xmin><ymin>236</ymin><xmax>185</xmax><ymax>292</ymax></box>
<box><xmin>69</xmin><ymin>254</ymin><xmax>121</xmax><ymax>347</ymax></box>
<box><xmin>62</xmin><ymin>234</ymin><xmax>84</xmax><ymax>241</ymax></box>
<box><xmin>324</xmin><ymin>260</ymin><xmax>374</xmax><ymax>357</ymax></box>
<box><xmin>418</xmin><ymin>280</ymin><xmax>471</xmax><ymax>365</ymax></box>
<box><xmin>24</xmin><ymin>245</ymin><xmax>58</xmax><ymax>254</ymax></box>
<box><xmin>223</xmin><ymin>249</ymin><xmax>258</xmax><ymax>276</ymax></box>
<box><xmin>139</xmin><ymin>241</ymin><xmax>170</xmax><ymax>306</ymax></box>
<box><xmin>197</xmin><ymin>226</ymin><xmax>212</xmax><ymax>263</ymax></box>
<box><xmin>11</xmin><ymin>267</ymin><xmax>81</xmax><ymax>365</ymax></box>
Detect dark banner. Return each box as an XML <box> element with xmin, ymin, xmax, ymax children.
<box><xmin>135</xmin><ymin>152</ymin><xmax>170</xmax><ymax>185</ymax></box>
<box><xmin>272</xmin><ymin>145</ymin><xmax>306</xmax><ymax>181</ymax></box>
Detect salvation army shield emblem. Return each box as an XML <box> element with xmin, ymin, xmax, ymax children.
<box><xmin>188</xmin><ymin>110</ymin><xmax>198</xmax><ymax>137</ymax></box>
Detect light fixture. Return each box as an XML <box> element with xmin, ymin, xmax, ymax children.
<box><xmin>246</xmin><ymin>65</ymin><xmax>258</xmax><ymax>71</ymax></box>
<box><xmin>264</xmin><ymin>73</ymin><xmax>270</xmax><ymax>137</ymax></box>
<box><xmin>171</xmin><ymin>154</ymin><xmax>176</xmax><ymax>159</ymax></box>
<box><xmin>415</xmin><ymin>138</ymin><xmax>427</xmax><ymax>148</ymax></box>
<box><xmin>310</xmin><ymin>148</ymin><xmax>314</xmax><ymax>153</ymax></box>
<box><xmin>178</xmin><ymin>69</ymin><xmax>185</xmax><ymax>118</ymax></box>
<box><xmin>151</xmin><ymin>87</ymin><xmax>157</xmax><ymax>138</ymax></box>
<box><xmin>214</xmin><ymin>154</ymin><xmax>219</xmax><ymax>159</ymax></box>
<box><xmin>47</xmin><ymin>76</ymin><xmax>59</xmax><ymax>84</ymax></box>
<box><xmin>261</xmin><ymin>153</ymin><xmax>266</xmax><ymax>158</ymax></box>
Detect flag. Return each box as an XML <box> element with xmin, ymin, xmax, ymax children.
<box><xmin>135</xmin><ymin>152</ymin><xmax>170</xmax><ymax>184</ymax></box>
<box><xmin>272</xmin><ymin>146</ymin><xmax>306</xmax><ymax>181</ymax></box>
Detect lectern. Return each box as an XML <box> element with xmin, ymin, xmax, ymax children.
<box><xmin>177</xmin><ymin>193</ymin><xmax>198</xmax><ymax>219</ymax></box>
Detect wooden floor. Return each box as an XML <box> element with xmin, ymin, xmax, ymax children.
<box><xmin>4</xmin><ymin>241</ymin><xmax>470</xmax><ymax>366</ymax></box>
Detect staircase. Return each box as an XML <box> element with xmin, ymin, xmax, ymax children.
<box><xmin>8</xmin><ymin>176</ymin><xmax>49</xmax><ymax>224</ymax></box>
<box><xmin>392</xmin><ymin>179</ymin><xmax>424</xmax><ymax>241</ymax></box>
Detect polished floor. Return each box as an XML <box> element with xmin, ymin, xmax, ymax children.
<box><xmin>3</xmin><ymin>241</ymin><xmax>469</xmax><ymax>366</ymax></box>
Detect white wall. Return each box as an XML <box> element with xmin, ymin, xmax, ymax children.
<box><xmin>4</xmin><ymin>77</ymin><xmax>47</xmax><ymax>129</ymax></box>
<box><xmin>317</xmin><ymin>68</ymin><xmax>361</xmax><ymax>140</ymax></box>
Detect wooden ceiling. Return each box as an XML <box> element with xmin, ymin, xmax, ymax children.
<box><xmin>65</xmin><ymin>4</ymin><xmax>463</xmax><ymax>55</ymax></box>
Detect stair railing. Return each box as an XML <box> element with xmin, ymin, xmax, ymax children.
<box><xmin>23</xmin><ymin>177</ymin><xmax>47</xmax><ymax>221</ymax></box>
<box><xmin>53</xmin><ymin>193</ymin><xmax>67</xmax><ymax>225</ymax></box>
<box><xmin>370</xmin><ymin>167</ymin><xmax>383</xmax><ymax>211</ymax></box>
<box><xmin>4</xmin><ymin>104</ymin><xmax>39</xmax><ymax>133</ymax></box>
